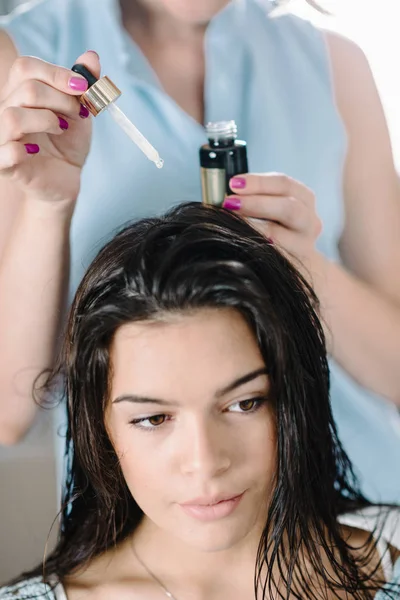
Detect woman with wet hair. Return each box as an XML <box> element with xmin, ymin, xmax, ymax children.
<box><xmin>1</xmin><ymin>203</ymin><xmax>399</xmax><ymax>599</ymax></box>
<box><xmin>1</xmin><ymin>0</ymin><xmax>400</xmax><ymax>503</ymax></box>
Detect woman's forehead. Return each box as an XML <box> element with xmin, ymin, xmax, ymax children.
<box><xmin>109</xmin><ymin>309</ymin><xmax>266</xmax><ymax>397</ymax></box>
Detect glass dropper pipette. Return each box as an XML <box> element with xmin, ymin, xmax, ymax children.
<box><xmin>71</xmin><ymin>63</ymin><xmax>164</xmax><ymax>169</ymax></box>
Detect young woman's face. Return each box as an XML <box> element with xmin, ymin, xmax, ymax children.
<box><xmin>106</xmin><ymin>308</ymin><xmax>276</xmax><ymax>552</ymax></box>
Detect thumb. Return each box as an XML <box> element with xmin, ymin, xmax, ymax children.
<box><xmin>73</xmin><ymin>50</ymin><xmax>101</xmax><ymax>81</ymax></box>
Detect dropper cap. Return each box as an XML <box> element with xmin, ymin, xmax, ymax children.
<box><xmin>71</xmin><ymin>64</ymin><xmax>121</xmax><ymax>116</ymax></box>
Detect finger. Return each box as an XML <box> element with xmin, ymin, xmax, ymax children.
<box><xmin>0</xmin><ymin>140</ymin><xmax>32</xmax><ymax>173</ymax></box>
<box><xmin>3</xmin><ymin>51</ymin><xmax>101</xmax><ymax>102</ymax></box>
<box><xmin>0</xmin><ymin>107</ymin><xmax>67</xmax><ymax>145</ymax></box>
<box><xmin>3</xmin><ymin>56</ymin><xmax>90</xmax><ymax>101</ymax></box>
<box><xmin>245</xmin><ymin>217</ymin><xmax>279</xmax><ymax>241</ymax></box>
<box><xmin>229</xmin><ymin>173</ymin><xmax>313</xmax><ymax>205</ymax></box>
<box><xmin>263</xmin><ymin>224</ymin><xmax>307</xmax><ymax>271</ymax></box>
<box><xmin>245</xmin><ymin>217</ymin><xmax>272</xmax><ymax>239</ymax></box>
<box><xmin>245</xmin><ymin>218</ymin><xmax>292</xmax><ymax>259</ymax></box>
<box><xmin>1</xmin><ymin>80</ymin><xmax>86</xmax><ymax>121</ymax></box>
<box><xmin>73</xmin><ymin>50</ymin><xmax>101</xmax><ymax>80</ymax></box>
<box><xmin>223</xmin><ymin>194</ymin><xmax>309</xmax><ymax>232</ymax></box>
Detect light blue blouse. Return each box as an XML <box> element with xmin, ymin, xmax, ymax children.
<box><xmin>1</xmin><ymin>0</ymin><xmax>400</xmax><ymax>502</ymax></box>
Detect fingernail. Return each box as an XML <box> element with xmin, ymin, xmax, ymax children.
<box><xmin>230</xmin><ymin>176</ymin><xmax>246</xmax><ymax>189</ymax></box>
<box><xmin>25</xmin><ymin>143</ymin><xmax>40</xmax><ymax>154</ymax></box>
<box><xmin>58</xmin><ymin>117</ymin><xmax>69</xmax><ymax>130</ymax></box>
<box><xmin>223</xmin><ymin>197</ymin><xmax>241</xmax><ymax>211</ymax></box>
<box><xmin>68</xmin><ymin>76</ymin><xmax>88</xmax><ymax>92</ymax></box>
<box><xmin>79</xmin><ymin>104</ymin><xmax>90</xmax><ymax>118</ymax></box>
<box><xmin>87</xmin><ymin>50</ymin><xmax>99</xmax><ymax>58</ymax></box>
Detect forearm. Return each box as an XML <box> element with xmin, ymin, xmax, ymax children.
<box><xmin>0</xmin><ymin>197</ymin><xmax>73</xmax><ymax>444</ymax></box>
<box><xmin>314</xmin><ymin>254</ymin><xmax>400</xmax><ymax>404</ymax></box>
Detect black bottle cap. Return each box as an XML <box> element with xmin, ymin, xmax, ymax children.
<box><xmin>71</xmin><ymin>64</ymin><xmax>98</xmax><ymax>87</ymax></box>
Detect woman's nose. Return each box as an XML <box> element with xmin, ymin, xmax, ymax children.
<box><xmin>178</xmin><ymin>419</ymin><xmax>231</xmax><ymax>478</ymax></box>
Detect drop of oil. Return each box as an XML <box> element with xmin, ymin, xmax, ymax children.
<box><xmin>155</xmin><ymin>158</ymin><xmax>164</xmax><ymax>169</ymax></box>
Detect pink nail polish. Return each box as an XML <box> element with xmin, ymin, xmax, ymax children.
<box><xmin>25</xmin><ymin>143</ymin><xmax>40</xmax><ymax>154</ymax></box>
<box><xmin>58</xmin><ymin>117</ymin><xmax>69</xmax><ymax>130</ymax></box>
<box><xmin>87</xmin><ymin>50</ymin><xmax>99</xmax><ymax>58</ymax></box>
<box><xmin>230</xmin><ymin>177</ymin><xmax>246</xmax><ymax>189</ymax></box>
<box><xmin>223</xmin><ymin>197</ymin><xmax>241</xmax><ymax>211</ymax></box>
<box><xmin>68</xmin><ymin>77</ymin><xmax>88</xmax><ymax>92</ymax></box>
<box><xmin>79</xmin><ymin>104</ymin><xmax>90</xmax><ymax>119</ymax></box>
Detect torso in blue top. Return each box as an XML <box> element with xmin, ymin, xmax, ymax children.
<box><xmin>2</xmin><ymin>0</ymin><xmax>400</xmax><ymax>502</ymax></box>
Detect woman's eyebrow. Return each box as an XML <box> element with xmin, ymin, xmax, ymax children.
<box><xmin>112</xmin><ymin>367</ymin><xmax>268</xmax><ymax>406</ymax></box>
<box><xmin>215</xmin><ymin>367</ymin><xmax>268</xmax><ymax>398</ymax></box>
<box><xmin>112</xmin><ymin>394</ymin><xmax>175</xmax><ymax>406</ymax></box>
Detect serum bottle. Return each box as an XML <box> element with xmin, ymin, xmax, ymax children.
<box><xmin>200</xmin><ymin>120</ymin><xmax>248</xmax><ymax>207</ymax></box>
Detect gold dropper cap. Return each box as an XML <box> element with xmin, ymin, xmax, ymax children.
<box><xmin>80</xmin><ymin>76</ymin><xmax>122</xmax><ymax>116</ymax></box>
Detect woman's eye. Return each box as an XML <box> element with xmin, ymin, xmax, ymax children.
<box><xmin>239</xmin><ymin>399</ymin><xmax>257</xmax><ymax>411</ymax></box>
<box><xmin>130</xmin><ymin>414</ymin><xmax>167</xmax><ymax>429</ymax></box>
<box><xmin>228</xmin><ymin>397</ymin><xmax>266</xmax><ymax>413</ymax></box>
<box><xmin>148</xmin><ymin>415</ymin><xmax>166</xmax><ymax>426</ymax></box>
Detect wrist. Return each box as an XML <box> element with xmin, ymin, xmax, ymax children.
<box><xmin>20</xmin><ymin>193</ymin><xmax>76</xmax><ymax>224</ymax></box>
<box><xmin>308</xmin><ymin>251</ymin><xmax>331</xmax><ymax>293</ymax></box>
<box><xmin>306</xmin><ymin>251</ymin><xmax>335</xmax><ymax>348</ymax></box>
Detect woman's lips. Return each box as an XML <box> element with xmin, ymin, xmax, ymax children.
<box><xmin>179</xmin><ymin>493</ymin><xmax>245</xmax><ymax>521</ymax></box>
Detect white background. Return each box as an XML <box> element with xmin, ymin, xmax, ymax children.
<box><xmin>290</xmin><ymin>0</ymin><xmax>400</xmax><ymax>166</ymax></box>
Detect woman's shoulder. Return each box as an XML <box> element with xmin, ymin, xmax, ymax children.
<box><xmin>0</xmin><ymin>576</ymin><xmax>63</xmax><ymax>600</ymax></box>
<box><xmin>338</xmin><ymin>505</ymin><xmax>400</xmax><ymax>548</ymax></box>
<box><xmin>338</xmin><ymin>505</ymin><xmax>400</xmax><ymax>589</ymax></box>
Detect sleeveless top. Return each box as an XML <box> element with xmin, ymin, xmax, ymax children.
<box><xmin>1</xmin><ymin>0</ymin><xmax>400</xmax><ymax>502</ymax></box>
<box><xmin>1</xmin><ymin>508</ymin><xmax>399</xmax><ymax>599</ymax></box>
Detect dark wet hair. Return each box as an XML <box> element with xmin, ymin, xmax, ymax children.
<box><xmin>25</xmin><ymin>203</ymin><xmax>397</xmax><ymax>598</ymax></box>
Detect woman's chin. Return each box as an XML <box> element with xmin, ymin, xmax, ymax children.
<box><xmin>172</xmin><ymin>507</ymin><xmax>262</xmax><ymax>553</ymax></box>
<box><xmin>160</xmin><ymin>0</ymin><xmax>230</xmax><ymax>25</ymax></box>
